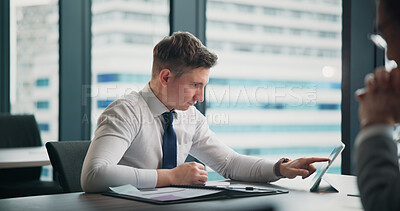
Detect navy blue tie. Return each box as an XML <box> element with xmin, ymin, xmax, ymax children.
<box><xmin>162</xmin><ymin>111</ymin><xmax>177</xmax><ymax>169</ymax></box>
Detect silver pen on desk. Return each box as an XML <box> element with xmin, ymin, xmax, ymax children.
<box><xmin>222</xmin><ymin>186</ymin><xmax>271</xmax><ymax>191</ymax></box>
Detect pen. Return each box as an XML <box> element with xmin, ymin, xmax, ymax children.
<box><xmin>227</xmin><ymin>186</ymin><xmax>254</xmax><ymax>190</ymax></box>
<box><xmin>224</xmin><ymin>186</ymin><xmax>271</xmax><ymax>191</ymax></box>
<box><xmin>347</xmin><ymin>194</ymin><xmax>360</xmax><ymax>197</ymax></box>
<box><xmin>355</xmin><ymin>34</ymin><xmax>398</xmax><ymax>97</ymax></box>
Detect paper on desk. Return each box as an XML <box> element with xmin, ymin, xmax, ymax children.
<box><xmin>141</xmin><ymin>188</ymin><xmax>221</xmax><ymax>201</ymax></box>
<box><xmin>109</xmin><ymin>184</ymin><xmax>141</xmax><ymax>195</ymax></box>
<box><xmin>109</xmin><ymin>184</ymin><xmax>221</xmax><ymax>201</ymax></box>
<box><xmin>205</xmin><ymin>181</ymin><xmax>230</xmax><ymax>186</ymax></box>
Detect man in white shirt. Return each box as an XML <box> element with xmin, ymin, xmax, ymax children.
<box><xmin>354</xmin><ymin>0</ymin><xmax>400</xmax><ymax>210</ymax></box>
<box><xmin>81</xmin><ymin>31</ymin><xmax>329</xmax><ymax>193</ymax></box>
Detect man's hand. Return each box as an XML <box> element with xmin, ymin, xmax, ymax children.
<box><xmin>356</xmin><ymin>67</ymin><xmax>399</xmax><ymax>129</ymax></box>
<box><xmin>170</xmin><ymin>162</ymin><xmax>208</xmax><ymax>185</ymax></box>
<box><xmin>156</xmin><ymin>162</ymin><xmax>208</xmax><ymax>187</ymax></box>
<box><xmin>280</xmin><ymin>157</ymin><xmax>330</xmax><ymax>179</ymax></box>
<box><xmin>390</xmin><ymin>68</ymin><xmax>400</xmax><ymax>123</ymax></box>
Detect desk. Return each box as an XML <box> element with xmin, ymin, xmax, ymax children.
<box><xmin>0</xmin><ymin>174</ymin><xmax>363</xmax><ymax>211</ymax></box>
<box><xmin>0</xmin><ymin>146</ymin><xmax>50</xmax><ymax>169</ymax></box>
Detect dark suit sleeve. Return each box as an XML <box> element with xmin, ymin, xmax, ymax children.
<box><xmin>355</xmin><ymin>133</ymin><xmax>400</xmax><ymax>211</ymax></box>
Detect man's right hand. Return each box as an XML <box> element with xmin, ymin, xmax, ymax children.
<box><xmin>156</xmin><ymin>162</ymin><xmax>208</xmax><ymax>187</ymax></box>
<box><xmin>170</xmin><ymin>162</ymin><xmax>208</xmax><ymax>185</ymax></box>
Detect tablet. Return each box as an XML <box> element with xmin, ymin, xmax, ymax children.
<box><xmin>310</xmin><ymin>142</ymin><xmax>345</xmax><ymax>192</ymax></box>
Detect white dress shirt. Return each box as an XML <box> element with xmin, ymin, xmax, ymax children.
<box><xmin>81</xmin><ymin>83</ymin><xmax>279</xmax><ymax>192</ymax></box>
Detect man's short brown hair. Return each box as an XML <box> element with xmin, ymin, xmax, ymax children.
<box><xmin>152</xmin><ymin>32</ymin><xmax>218</xmax><ymax>79</ymax></box>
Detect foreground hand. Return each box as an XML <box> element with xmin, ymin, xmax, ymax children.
<box><xmin>391</xmin><ymin>68</ymin><xmax>400</xmax><ymax>122</ymax></box>
<box><xmin>170</xmin><ymin>162</ymin><xmax>208</xmax><ymax>185</ymax></box>
<box><xmin>356</xmin><ymin>67</ymin><xmax>399</xmax><ymax>128</ymax></box>
<box><xmin>280</xmin><ymin>157</ymin><xmax>330</xmax><ymax>179</ymax></box>
<box><xmin>357</xmin><ymin>87</ymin><xmax>396</xmax><ymax>129</ymax></box>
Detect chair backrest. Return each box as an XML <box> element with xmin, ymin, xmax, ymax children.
<box><xmin>0</xmin><ymin>114</ymin><xmax>42</xmax><ymax>148</ymax></box>
<box><xmin>46</xmin><ymin>141</ymin><xmax>91</xmax><ymax>193</ymax></box>
<box><xmin>0</xmin><ymin>114</ymin><xmax>42</xmax><ymax>182</ymax></box>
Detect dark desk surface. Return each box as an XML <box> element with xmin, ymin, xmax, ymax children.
<box><xmin>0</xmin><ymin>174</ymin><xmax>362</xmax><ymax>211</ymax></box>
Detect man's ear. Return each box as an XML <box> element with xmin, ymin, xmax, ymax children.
<box><xmin>159</xmin><ymin>69</ymin><xmax>172</xmax><ymax>87</ymax></box>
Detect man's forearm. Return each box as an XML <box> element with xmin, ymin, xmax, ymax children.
<box><xmin>156</xmin><ymin>169</ymin><xmax>173</xmax><ymax>187</ymax></box>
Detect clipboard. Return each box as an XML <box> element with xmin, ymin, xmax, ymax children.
<box><xmin>103</xmin><ymin>184</ymin><xmax>288</xmax><ymax>205</ymax></box>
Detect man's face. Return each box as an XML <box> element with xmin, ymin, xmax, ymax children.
<box><xmin>377</xmin><ymin>3</ymin><xmax>400</xmax><ymax>64</ymax></box>
<box><xmin>165</xmin><ymin>67</ymin><xmax>210</xmax><ymax>111</ymax></box>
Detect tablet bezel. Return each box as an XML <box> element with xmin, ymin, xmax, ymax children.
<box><xmin>310</xmin><ymin>142</ymin><xmax>345</xmax><ymax>192</ymax></box>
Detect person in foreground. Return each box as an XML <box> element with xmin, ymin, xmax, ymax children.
<box><xmin>81</xmin><ymin>31</ymin><xmax>329</xmax><ymax>192</ymax></box>
<box><xmin>354</xmin><ymin>0</ymin><xmax>400</xmax><ymax>211</ymax></box>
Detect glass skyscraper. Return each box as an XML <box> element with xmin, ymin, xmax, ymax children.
<box><xmin>10</xmin><ymin>0</ymin><xmax>59</xmax><ymax>144</ymax></box>
<box><xmin>205</xmin><ymin>0</ymin><xmax>342</xmax><ymax>179</ymax></box>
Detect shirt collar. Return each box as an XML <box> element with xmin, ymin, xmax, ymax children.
<box><xmin>139</xmin><ymin>83</ymin><xmax>176</xmax><ymax>119</ymax></box>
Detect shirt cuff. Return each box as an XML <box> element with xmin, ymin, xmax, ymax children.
<box><xmin>355</xmin><ymin>124</ymin><xmax>394</xmax><ymax>148</ymax></box>
<box><xmin>261</xmin><ymin>159</ymin><xmax>281</xmax><ymax>182</ymax></box>
<box><xmin>137</xmin><ymin>169</ymin><xmax>158</xmax><ymax>188</ymax></box>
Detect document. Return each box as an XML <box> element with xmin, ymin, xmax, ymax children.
<box><xmin>110</xmin><ymin>185</ymin><xmax>221</xmax><ymax>201</ymax></box>
<box><xmin>104</xmin><ymin>183</ymin><xmax>288</xmax><ymax>204</ymax></box>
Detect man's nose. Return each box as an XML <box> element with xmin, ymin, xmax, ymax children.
<box><xmin>194</xmin><ymin>88</ymin><xmax>204</xmax><ymax>102</ymax></box>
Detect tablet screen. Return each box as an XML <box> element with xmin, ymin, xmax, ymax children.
<box><xmin>310</xmin><ymin>142</ymin><xmax>345</xmax><ymax>191</ymax></box>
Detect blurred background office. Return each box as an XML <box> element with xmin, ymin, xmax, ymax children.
<box><xmin>0</xmin><ymin>0</ymin><xmax>378</xmax><ymax>183</ymax></box>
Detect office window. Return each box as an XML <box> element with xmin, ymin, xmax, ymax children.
<box><xmin>91</xmin><ymin>0</ymin><xmax>170</xmax><ymax>135</ymax></box>
<box><xmin>263</xmin><ymin>7</ymin><xmax>284</xmax><ymax>16</ymax></box>
<box><xmin>36</xmin><ymin>78</ymin><xmax>50</xmax><ymax>87</ymax></box>
<box><xmin>36</xmin><ymin>101</ymin><xmax>50</xmax><ymax>110</ymax></box>
<box><xmin>263</xmin><ymin>26</ymin><xmax>284</xmax><ymax>34</ymax></box>
<box><xmin>234</xmin><ymin>4</ymin><xmax>255</xmax><ymax>13</ymax></box>
<box><xmin>38</xmin><ymin>123</ymin><xmax>50</xmax><ymax>132</ymax></box>
<box><xmin>206</xmin><ymin>0</ymin><xmax>342</xmax><ymax>180</ymax></box>
<box><xmin>10</xmin><ymin>0</ymin><xmax>59</xmax><ymax>143</ymax></box>
<box><xmin>97</xmin><ymin>99</ymin><xmax>115</xmax><ymax>109</ymax></box>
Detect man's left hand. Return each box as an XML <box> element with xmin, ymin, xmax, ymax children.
<box><xmin>280</xmin><ymin>157</ymin><xmax>330</xmax><ymax>179</ymax></box>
